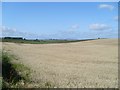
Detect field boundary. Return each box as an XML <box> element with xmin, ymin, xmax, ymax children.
<box><xmin>1</xmin><ymin>38</ymin><xmax>98</xmax><ymax>44</ymax></box>
<box><xmin>2</xmin><ymin>50</ymin><xmax>31</xmax><ymax>88</ymax></box>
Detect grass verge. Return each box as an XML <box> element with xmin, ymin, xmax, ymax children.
<box><xmin>1</xmin><ymin>50</ymin><xmax>31</xmax><ymax>88</ymax></box>
<box><xmin>1</xmin><ymin>50</ymin><xmax>57</xmax><ymax>88</ymax></box>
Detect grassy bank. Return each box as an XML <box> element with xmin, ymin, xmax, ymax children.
<box><xmin>0</xmin><ymin>51</ymin><xmax>2</xmax><ymax>89</ymax></box>
<box><xmin>1</xmin><ymin>50</ymin><xmax>64</xmax><ymax>88</ymax></box>
<box><xmin>1</xmin><ymin>50</ymin><xmax>31</xmax><ymax>88</ymax></box>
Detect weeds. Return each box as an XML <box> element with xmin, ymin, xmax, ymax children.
<box><xmin>1</xmin><ymin>50</ymin><xmax>31</xmax><ymax>88</ymax></box>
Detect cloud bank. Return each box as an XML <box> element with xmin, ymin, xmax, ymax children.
<box><xmin>0</xmin><ymin>26</ymin><xmax>40</xmax><ymax>39</ymax></box>
<box><xmin>89</xmin><ymin>23</ymin><xmax>111</xmax><ymax>30</ymax></box>
<box><xmin>0</xmin><ymin>24</ymin><xmax>117</xmax><ymax>40</ymax></box>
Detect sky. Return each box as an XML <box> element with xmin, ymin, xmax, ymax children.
<box><xmin>2</xmin><ymin>0</ymin><xmax>119</xmax><ymax>2</ymax></box>
<box><xmin>1</xmin><ymin>2</ymin><xmax>118</xmax><ymax>39</ymax></box>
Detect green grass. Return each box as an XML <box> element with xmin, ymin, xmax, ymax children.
<box><xmin>1</xmin><ymin>38</ymin><xmax>96</xmax><ymax>44</ymax></box>
<box><xmin>0</xmin><ymin>51</ymin><xmax>2</xmax><ymax>89</ymax></box>
<box><xmin>1</xmin><ymin>50</ymin><xmax>59</xmax><ymax>88</ymax></box>
<box><xmin>1</xmin><ymin>50</ymin><xmax>31</xmax><ymax>88</ymax></box>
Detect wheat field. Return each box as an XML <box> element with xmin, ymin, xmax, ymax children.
<box><xmin>2</xmin><ymin>39</ymin><xmax>118</xmax><ymax>88</ymax></box>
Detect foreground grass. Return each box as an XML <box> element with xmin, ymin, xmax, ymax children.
<box><xmin>1</xmin><ymin>50</ymin><xmax>56</xmax><ymax>88</ymax></box>
<box><xmin>0</xmin><ymin>51</ymin><xmax>2</xmax><ymax>89</ymax></box>
<box><xmin>1</xmin><ymin>50</ymin><xmax>31</xmax><ymax>88</ymax></box>
<box><xmin>1</xmin><ymin>50</ymin><xmax>62</xmax><ymax>88</ymax></box>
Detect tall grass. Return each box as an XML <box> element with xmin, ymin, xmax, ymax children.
<box><xmin>1</xmin><ymin>50</ymin><xmax>31</xmax><ymax>88</ymax></box>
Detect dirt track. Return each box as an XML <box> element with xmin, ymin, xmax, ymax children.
<box><xmin>2</xmin><ymin>39</ymin><xmax>118</xmax><ymax>88</ymax></box>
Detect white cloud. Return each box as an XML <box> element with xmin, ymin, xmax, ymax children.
<box><xmin>99</xmin><ymin>4</ymin><xmax>114</xmax><ymax>10</ymax></box>
<box><xmin>0</xmin><ymin>26</ymin><xmax>40</xmax><ymax>39</ymax></box>
<box><xmin>1</xmin><ymin>26</ymin><xmax>16</xmax><ymax>32</ymax></box>
<box><xmin>68</xmin><ymin>24</ymin><xmax>80</xmax><ymax>32</ymax></box>
<box><xmin>89</xmin><ymin>23</ymin><xmax>111</xmax><ymax>30</ymax></box>
<box><xmin>71</xmin><ymin>24</ymin><xmax>79</xmax><ymax>29</ymax></box>
<box><xmin>114</xmin><ymin>16</ymin><xmax>119</xmax><ymax>21</ymax></box>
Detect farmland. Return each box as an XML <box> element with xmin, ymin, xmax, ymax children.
<box><xmin>2</xmin><ymin>39</ymin><xmax>118</xmax><ymax>88</ymax></box>
<box><xmin>1</xmin><ymin>38</ymin><xmax>96</xmax><ymax>44</ymax></box>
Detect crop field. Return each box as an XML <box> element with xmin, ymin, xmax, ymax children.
<box><xmin>2</xmin><ymin>39</ymin><xmax>118</xmax><ymax>88</ymax></box>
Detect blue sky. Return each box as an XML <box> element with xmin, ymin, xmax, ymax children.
<box><xmin>2</xmin><ymin>2</ymin><xmax>118</xmax><ymax>39</ymax></box>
